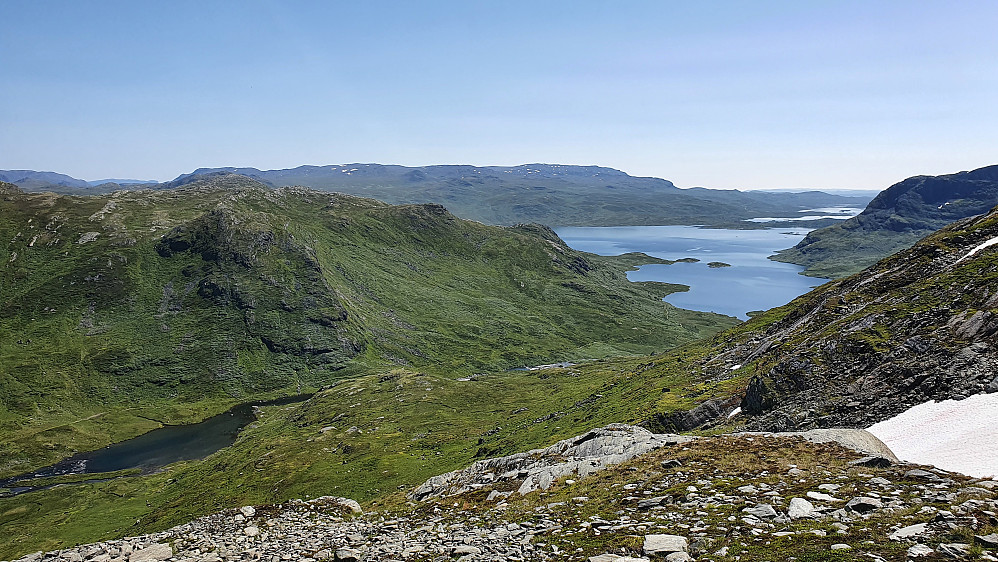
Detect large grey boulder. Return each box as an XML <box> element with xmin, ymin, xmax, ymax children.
<box><xmin>742</xmin><ymin>429</ymin><xmax>899</xmax><ymax>461</ymax></box>
<box><xmin>846</xmin><ymin>496</ymin><xmax>883</xmax><ymax>513</ymax></box>
<box><xmin>410</xmin><ymin>424</ymin><xmax>692</xmax><ymax>500</ymax></box>
<box><xmin>742</xmin><ymin>504</ymin><xmax>778</xmax><ymax>519</ymax></box>
<box><xmin>788</xmin><ymin>497</ymin><xmax>817</xmax><ymax>519</ymax></box>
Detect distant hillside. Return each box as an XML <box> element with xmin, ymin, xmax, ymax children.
<box><xmin>773</xmin><ymin>164</ymin><xmax>998</xmax><ymax>278</ymax></box>
<box><xmin>86</xmin><ymin>178</ymin><xmax>158</xmax><ymax>186</ymax></box>
<box><xmin>174</xmin><ymin>163</ymin><xmax>870</xmax><ymax>227</ymax></box>
<box><xmin>3</xmin><ymin>165</ymin><xmax>871</xmax><ymax>228</ymax></box>
<box><xmin>0</xmin><ymin>170</ymin><xmax>90</xmax><ymax>191</ymax></box>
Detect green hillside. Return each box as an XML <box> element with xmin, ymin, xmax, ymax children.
<box><xmin>2</xmin><ymin>183</ymin><xmax>998</xmax><ymax>557</ymax></box>
<box><xmin>0</xmin><ymin>175</ymin><xmax>733</xmax><ymax>480</ymax></box>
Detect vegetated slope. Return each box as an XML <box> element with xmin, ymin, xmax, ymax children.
<box><xmin>2</xmin><ymin>196</ymin><xmax>997</xmax><ymax>557</ymax></box>
<box><xmin>717</xmin><ymin>205</ymin><xmax>998</xmax><ymax>432</ymax></box>
<box><xmin>0</xmin><ymin>174</ymin><xmax>734</xmax><ymax>477</ymax></box>
<box><xmin>4</xmin><ymin>165</ymin><xmax>871</xmax><ymax>227</ymax></box>
<box><xmin>773</xmin><ymin>164</ymin><xmax>998</xmax><ymax>278</ymax></box>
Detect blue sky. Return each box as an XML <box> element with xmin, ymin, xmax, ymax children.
<box><xmin>1</xmin><ymin>0</ymin><xmax>996</xmax><ymax>189</ymax></box>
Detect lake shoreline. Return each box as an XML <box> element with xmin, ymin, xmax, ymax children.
<box><xmin>556</xmin><ymin>225</ymin><xmax>829</xmax><ymax>320</ymax></box>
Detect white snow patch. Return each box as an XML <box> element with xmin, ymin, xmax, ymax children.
<box><xmin>727</xmin><ymin>407</ymin><xmax>742</xmax><ymax>419</ymax></box>
<box><xmin>867</xmin><ymin>393</ymin><xmax>998</xmax><ymax>478</ymax></box>
<box><xmin>955</xmin><ymin>235</ymin><xmax>998</xmax><ymax>264</ymax></box>
<box><xmin>729</xmin><ymin>364</ymin><xmax>742</xmax><ymax>371</ymax></box>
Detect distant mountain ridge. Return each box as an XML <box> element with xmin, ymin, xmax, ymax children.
<box><xmin>1</xmin><ymin>164</ymin><xmax>871</xmax><ymax>228</ymax></box>
<box><xmin>0</xmin><ymin>170</ymin><xmax>90</xmax><ymax>190</ymax></box>
<box><xmin>773</xmin><ymin>164</ymin><xmax>998</xmax><ymax>277</ymax></box>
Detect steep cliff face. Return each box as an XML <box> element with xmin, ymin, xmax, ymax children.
<box><xmin>722</xmin><ymin>205</ymin><xmax>998</xmax><ymax>431</ymax></box>
<box><xmin>773</xmin><ymin>164</ymin><xmax>998</xmax><ymax>278</ymax></box>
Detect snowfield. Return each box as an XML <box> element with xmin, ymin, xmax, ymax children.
<box><xmin>867</xmin><ymin>393</ymin><xmax>998</xmax><ymax>479</ymax></box>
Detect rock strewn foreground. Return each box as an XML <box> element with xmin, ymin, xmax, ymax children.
<box><xmin>6</xmin><ymin>428</ymin><xmax>998</xmax><ymax>562</ymax></box>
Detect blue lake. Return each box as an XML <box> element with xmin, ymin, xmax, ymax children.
<box><xmin>555</xmin><ymin>225</ymin><xmax>829</xmax><ymax>320</ymax></box>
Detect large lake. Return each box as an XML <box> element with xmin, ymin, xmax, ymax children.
<box><xmin>555</xmin><ymin>226</ymin><xmax>828</xmax><ymax>319</ymax></box>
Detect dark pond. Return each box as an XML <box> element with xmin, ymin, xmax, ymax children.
<box><xmin>0</xmin><ymin>394</ymin><xmax>310</xmax><ymax>496</ymax></box>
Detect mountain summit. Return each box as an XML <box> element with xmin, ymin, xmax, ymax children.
<box><xmin>773</xmin><ymin>164</ymin><xmax>998</xmax><ymax>277</ymax></box>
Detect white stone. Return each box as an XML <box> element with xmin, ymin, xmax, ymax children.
<box><xmin>129</xmin><ymin>544</ymin><xmax>173</xmax><ymax>562</ymax></box>
<box><xmin>788</xmin><ymin>497</ymin><xmax>816</xmax><ymax>519</ymax></box>
<box><xmin>830</xmin><ymin>543</ymin><xmax>852</xmax><ymax>550</ymax></box>
<box><xmin>239</xmin><ymin>506</ymin><xmax>256</xmax><ymax>518</ymax></box>
<box><xmin>742</xmin><ymin>504</ymin><xmax>778</xmax><ymax>519</ymax></box>
<box><xmin>907</xmin><ymin>544</ymin><xmax>935</xmax><ymax>558</ymax></box>
<box><xmin>243</xmin><ymin>526</ymin><xmax>259</xmax><ymax>537</ymax></box>
<box><xmin>806</xmin><ymin>491</ymin><xmax>839</xmax><ymax>502</ymax></box>
<box><xmin>643</xmin><ymin>534</ymin><xmax>689</xmax><ymax>556</ymax></box>
<box><xmin>889</xmin><ymin>523</ymin><xmax>928</xmax><ymax>540</ymax></box>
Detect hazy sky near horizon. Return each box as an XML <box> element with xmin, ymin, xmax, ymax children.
<box><xmin>2</xmin><ymin>1</ymin><xmax>996</xmax><ymax>190</ymax></box>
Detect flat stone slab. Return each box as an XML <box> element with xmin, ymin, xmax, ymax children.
<box><xmin>889</xmin><ymin>523</ymin><xmax>928</xmax><ymax>540</ymax></box>
<box><xmin>643</xmin><ymin>534</ymin><xmax>689</xmax><ymax>555</ymax></box>
<box><xmin>129</xmin><ymin>544</ymin><xmax>172</xmax><ymax>562</ymax></box>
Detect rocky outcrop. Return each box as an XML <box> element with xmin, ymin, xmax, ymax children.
<box><xmin>761</xmin><ymin>428</ymin><xmax>899</xmax><ymax>461</ymax></box>
<box><xmin>707</xmin><ymin>205</ymin><xmax>998</xmax><ymax>433</ymax></box>
<box><xmin>410</xmin><ymin>424</ymin><xmax>693</xmax><ymax>500</ymax></box>
<box><xmin>7</xmin><ymin>431</ymin><xmax>996</xmax><ymax>562</ymax></box>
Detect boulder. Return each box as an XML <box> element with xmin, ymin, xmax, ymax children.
<box><xmin>936</xmin><ymin>543</ymin><xmax>970</xmax><ymax>557</ymax></box>
<box><xmin>845</xmin><ymin>496</ymin><xmax>882</xmax><ymax>513</ymax></box>
<box><xmin>889</xmin><ymin>523</ymin><xmax>928</xmax><ymax>540</ymax></box>
<box><xmin>743</xmin><ymin>504</ymin><xmax>778</xmax><ymax>519</ymax></box>
<box><xmin>643</xmin><ymin>534</ymin><xmax>688</xmax><ymax>556</ymax></box>
<box><xmin>907</xmin><ymin>544</ymin><xmax>934</xmax><ymax>558</ymax></box>
<box><xmin>411</xmin><ymin>424</ymin><xmax>693</xmax><ymax>500</ymax></box>
<box><xmin>129</xmin><ymin>544</ymin><xmax>172</xmax><ymax>562</ymax></box>
<box><xmin>788</xmin><ymin>497</ymin><xmax>816</xmax><ymax>519</ymax></box>
<box><xmin>334</xmin><ymin>547</ymin><xmax>362</xmax><ymax>562</ymax></box>
<box><xmin>849</xmin><ymin>456</ymin><xmax>892</xmax><ymax>468</ymax></box>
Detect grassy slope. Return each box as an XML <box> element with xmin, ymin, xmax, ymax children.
<box><xmin>0</xmin><ymin>335</ymin><xmax>755</xmax><ymax>557</ymax></box>
<box><xmin>770</xmin><ymin>224</ymin><xmax>928</xmax><ymax>278</ymax></box>
<box><xmin>12</xmin><ymin>203</ymin><xmax>995</xmax><ymax>556</ymax></box>
<box><xmin>0</xmin><ymin>178</ymin><xmax>734</xmax><ymax>476</ymax></box>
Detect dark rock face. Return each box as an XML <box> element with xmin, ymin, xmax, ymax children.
<box><xmin>741</xmin><ymin>376</ymin><xmax>774</xmax><ymax>415</ymax></box>
<box><xmin>647</xmin><ymin>396</ymin><xmax>741</xmax><ymax>433</ymax></box>
<box><xmin>718</xmin><ymin>206</ymin><xmax>998</xmax><ymax>432</ymax></box>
